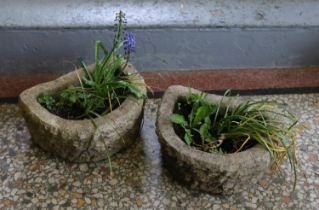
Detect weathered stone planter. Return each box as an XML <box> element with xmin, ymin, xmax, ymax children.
<box><xmin>19</xmin><ymin>64</ymin><xmax>146</xmax><ymax>162</ymax></box>
<box><xmin>156</xmin><ymin>85</ymin><xmax>271</xmax><ymax>194</ymax></box>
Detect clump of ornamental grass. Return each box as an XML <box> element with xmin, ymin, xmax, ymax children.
<box><xmin>170</xmin><ymin>90</ymin><xmax>298</xmax><ymax>189</ymax></box>
<box><xmin>38</xmin><ymin>11</ymin><xmax>146</xmax><ymax>120</ymax></box>
<box><xmin>37</xmin><ymin>11</ymin><xmax>146</xmax><ymax>174</ymax></box>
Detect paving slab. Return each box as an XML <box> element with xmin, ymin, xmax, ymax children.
<box><xmin>0</xmin><ymin>94</ymin><xmax>319</xmax><ymax>209</ymax></box>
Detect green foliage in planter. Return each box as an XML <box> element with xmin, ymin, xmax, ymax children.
<box><xmin>170</xmin><ymin>90</ymin><xmax>298</xmax><ymax>189</ymax></box>
<box><xmin>38</xmin><ymin>11</ymin><xmax>146</xmax><ymax>119</ymax></box>
<box><xmin>170</xmin><ymin>92</ymin><xmax>218</xmax><ymax>146</ymax></box>
<box><xmin>37</xmin><ymin>94</ymin><xmax>55</xmax><ymax>111</ymax></box>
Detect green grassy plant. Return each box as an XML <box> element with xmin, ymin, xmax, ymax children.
<box><xmin>37</xmin><ymin>11</ymin><xmax>146</xmax><ymax>174</ymax></box>
<box><xmin>170</xmin><ymin>90</ymin><xmax>298</xmax><ymax>189</ymax></box>
<box><xmin>38</xmin><ymin>11</ymin><xmax>146</xmax><ymax>119</ymax></box>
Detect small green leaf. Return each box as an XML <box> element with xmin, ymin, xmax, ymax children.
<box><xmin>116</xmin><ymin>80</ymin><xmax>146</xmax><ymax>99</ymax></box>
<box><xmin>184</xmin><ymin>129</ymin><xmax>193</xmax><ymax>145</ymax></box>
<box><xmin>84</xmin><ymin>79</ymin><xmax>96</xmax><ymax>87</ymax></box>
<box><xmin>194</xmin><ymin>105</ymin><xmax>210</xmax><ymax>125</ymax></box>
<box><xmin>69</xmin><ymin>95</ymin><xmax>77</xmax><ymax>104</ymax></box>
<box><xmin>127</xmin><ymin>84</ymin><xmax>145</xmax><ymax>99</ymax></box>
<box><xmin>199</xmin><ymin>117</ymin><xmax>213</xmax><ymax>142</ymax></box>
<box><xmin>60</xmin><ymin>92</ymin><xmax>68</xmax><ymax>100</ymax></box>
<box><xmin>170</xmin><ymin>114</ymin><xmax>188</xmax><ymax>127</ymax></box>
<box><xmin>204</xmin><ymin>116</ymin><xmax>211</xmax><ymax>125</ymax></box>
<box><xmin>38</xmin><ymin>94</ymin><xmax>55</xmax><ymax>110</ymax></box>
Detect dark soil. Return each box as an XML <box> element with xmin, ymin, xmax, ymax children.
<box><xmin>49</xmin><ymin>103</ymin><xmax>87</xmax><ymax>120</ymax></box>
<box><xmin>172</xmin><ymin>99</ymin><xmax>256</xmax><ymax>154</ymax></box>
<box><xmin>42</xmin><ymin>89</ymin><xmax>128</xmax><ymax>120</ymax></box>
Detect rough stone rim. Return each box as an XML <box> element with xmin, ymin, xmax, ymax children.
<box><xmin>19</xmin><ymin>63</ymin><xmax>146</xmax><ymax>136</ymax></box>
<box><xmin>157</xmin><ymin>85</ymin><xmax>270</xmax><ymax>171</ymax></box>
<box><xmin>18</xmin><ymin>63</ymin><xmax>146</xmax><ymax>162</ymax></box>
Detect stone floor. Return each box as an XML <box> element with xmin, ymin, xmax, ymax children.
<box><xmin>0</xmin><ymin>94</ymin><xmax>318</xmax><ymax>210</ymax></box>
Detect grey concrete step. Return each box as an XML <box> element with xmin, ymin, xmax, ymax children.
<box><xmin>1</xmin><ymin>0</ymin><xmax>319</xmax><ymax>28</ymax></box>
<box><xmin>1</xmin><ymin>0</ymin><xmax>319</xmax><ymax>74</ymax></box>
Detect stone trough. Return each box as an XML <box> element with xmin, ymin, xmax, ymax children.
<box><xmin>19</xmin><ymin>64</ymin><xmax>146</xmax><ymax>162</ymax></box>
<box><xmin>156</xmin><ymin>85</ymin><xmax>271</xmax><ymax>194</ymax></box>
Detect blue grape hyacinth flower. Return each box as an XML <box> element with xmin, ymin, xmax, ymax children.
<box><xmin>124</xmin><ymin>32</ymin><xmax>135</xmax><ymax>55</ymax></box>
